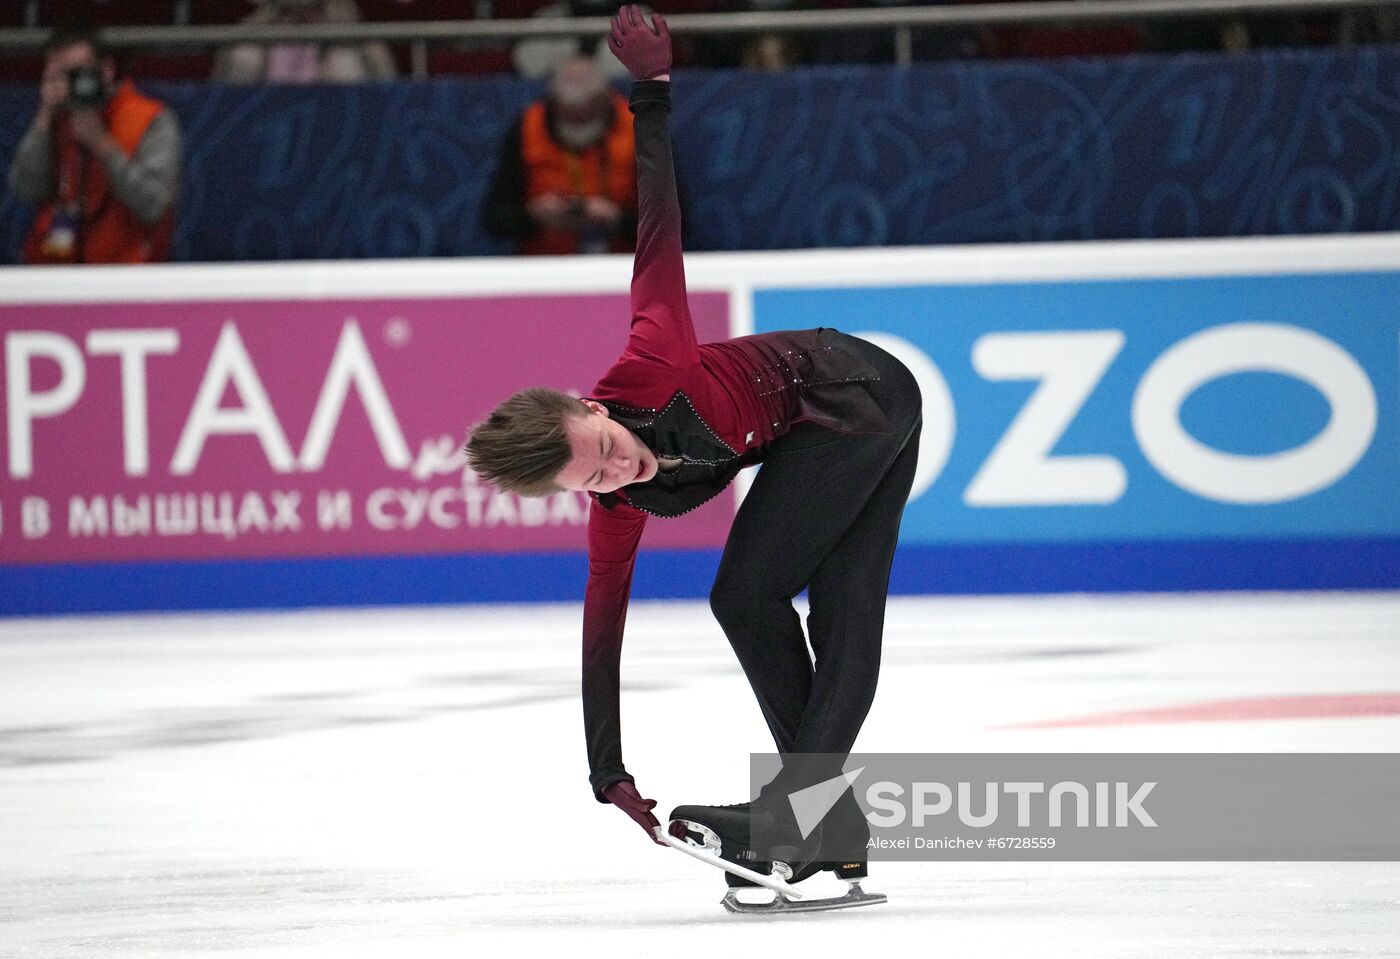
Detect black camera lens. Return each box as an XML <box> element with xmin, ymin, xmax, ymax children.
<box><xmin>66</xmin><ymin>64</ymin><xmax>105</xmax><ymax>109</ymax></box>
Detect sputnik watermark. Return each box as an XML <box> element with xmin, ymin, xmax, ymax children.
<box><xmin>751</xmin><ymin>753</ymin><xmax>1400</xmax><ymax>861</ymax></box>
<box><xmin>863</xmin><ymin>779</ymin><xmax>1157</xmax><ymax>828</ymax></box>
<box><xmin>785</xmin><ymin>768</ymin><xmax>1155</xmax><ymax>837</ymax></box>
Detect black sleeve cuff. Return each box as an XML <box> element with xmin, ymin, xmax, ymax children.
<box><xmin>591</xmin><ymin>770</ymin><xmax>634</xmax><ymax>804</ymax></box>
<box><xmin>629</xmin><ymin>79</ymin><xmax>671</xmax><ymax>111</ymax></box>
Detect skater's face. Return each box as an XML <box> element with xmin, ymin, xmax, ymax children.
<box><xmin>554</xmin><ymin>400</ymin><xmax>659</xmax><ymax>493</ymax></box>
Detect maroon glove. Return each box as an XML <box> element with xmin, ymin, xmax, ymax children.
<box><xmin>603</xmin><ymin>779</ymin><xmax>666</xmax><ymax>845</ymax></box>
<box><xmin>607</xmin><ymin>4</ymin><xmax>671</xmax><ymax>81</ymax></box>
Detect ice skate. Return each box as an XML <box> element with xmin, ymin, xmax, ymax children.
<box><xmin>779</xmin><ymin>790</ymin><xmax>890</xmax><ymax>914</ymax></box>
<box><xmin>659</xmin><ymin>803</ymin><xmax>801</xmax><ymax>897</ymax></box>
<box><xmin>666</xmin><ymin>802</ymin><xmax>887</xmax><ymax>914</ymax></box>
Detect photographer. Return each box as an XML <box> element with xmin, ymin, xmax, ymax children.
<box><xmin>8</xmin><ymin>23</ymin><xmax>182</xmax><ymax>264</ymax></box>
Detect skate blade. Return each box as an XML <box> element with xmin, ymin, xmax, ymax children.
<box><xmin>655</xmin><ymin>824</ymin><xmax>802</xmax><ymax>898</ymax></box>
<box><xmin>721</xmin><ymin>881</ymin><xmax>887</xmax><ymax>915</ymax></box>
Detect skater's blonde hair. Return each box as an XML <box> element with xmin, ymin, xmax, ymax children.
<box><xmin>464</xmin><ymin>387</ymin><xmax>586</xmax><ymax>498</ymax></box>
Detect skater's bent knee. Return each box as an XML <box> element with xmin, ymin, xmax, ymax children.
<box><xmin>709</xmin><ymin>578</ymin><xmax>747</xmax><ymax>627</ymax></box>
<box><xmin>710</xmin><ymin>574</ymin><xmax>790</xmax><ymax>634</ymax></box>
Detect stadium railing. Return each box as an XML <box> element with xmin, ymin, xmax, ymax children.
<box><xmin>0</xmin><ymin>0</ymin><xmax>1396</xmax><ymax>76</ymax></box>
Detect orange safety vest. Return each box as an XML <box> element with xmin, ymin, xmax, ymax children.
<box><xmin>24</xmin><ymin>80</ymin><xmax>175</xmax><ymax>265</ymax></box>
<box><xmin>519</xmin><ymin>91</ymin><xmax>636</xmax><ymax>256</ymax></box>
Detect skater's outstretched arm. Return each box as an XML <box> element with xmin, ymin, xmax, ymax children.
<box><xmin>582</xmin><ymin>498</ymin><xmax>665</xmax><ymax>843</ymax></box>
<box><xmin>582</xmin><ymin>499</ymin><xmax>644</xmax><ymax>793</ymax></box>
<box><xmin>609</xmin><ymin>6</ymin><xmax>697</xmax><ymax>370</ymax></box>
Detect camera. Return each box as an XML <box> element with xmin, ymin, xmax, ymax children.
<box><xmin>66</xmin><ymin>64</ymin><xmax>106</xmax><ymax>109</ymax></box>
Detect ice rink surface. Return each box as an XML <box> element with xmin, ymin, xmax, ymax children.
<box><xmin>1</xmin><ymin>591</ymin><xmax>1397</xmax><ymax>958</ymax></box>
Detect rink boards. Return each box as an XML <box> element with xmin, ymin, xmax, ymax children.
<box><xmin>2</xmin><ymin>234</ymin><xmax>1398</xmax><ymax>612</ymax></box>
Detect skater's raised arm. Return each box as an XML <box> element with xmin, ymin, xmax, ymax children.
<box><xmin>608</xmin><ymin>6</ymin><xmax>698</xmax><ymax>369</ymax></box>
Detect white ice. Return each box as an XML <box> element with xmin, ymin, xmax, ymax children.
<box><xmin>1</xmin><ymin>591</ymin><xmax>1397</xmax><ymax>957</ymax></box>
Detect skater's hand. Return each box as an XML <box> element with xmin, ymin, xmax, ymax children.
<box><xmin>608</xmin><ymin>5</ymin><xmax>671</xmax><ymax>81</ymax></box>
<box><xmin>602</xmin><ymin>779</ymin><xmax>666</xmax><ymax>845</ymax></box>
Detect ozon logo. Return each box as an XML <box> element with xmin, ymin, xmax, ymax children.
<box><xmin>857</xmin><ymin>322</ymin><xmax>1378</xmax><ymax>506</ymax></box>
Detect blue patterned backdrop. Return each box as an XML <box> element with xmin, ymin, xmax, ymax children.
<box><xmin>1</xmin><ymin>45</ymin><xmax>1397</xmax><ymax>262</ymax></box>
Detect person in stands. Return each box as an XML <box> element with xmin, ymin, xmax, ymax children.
<box><xmin>483</xmin><ymin>56</ymin><xmax>638</xmax><ymax>255</ymax></box>
<box><xmin>8</xmin><ymin>21</ymin><xmax>182</xmax><ymax>264</ymax></box>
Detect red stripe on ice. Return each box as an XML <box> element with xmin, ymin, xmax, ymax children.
<box><xmin>1003</xmin><ymin>693</ymin><xmax>1400</xmax><ymax>729</ymax></box>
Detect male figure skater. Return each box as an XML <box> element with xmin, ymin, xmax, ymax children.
<box><xmin>466</xmin><ymin>7</ymin><xmax>922</xmax><ymax>898</ymax></box>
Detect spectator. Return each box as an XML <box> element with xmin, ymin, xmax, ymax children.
<box><xmin>7</xmin><ymin>21</ymin><xmax>181</xmax><ymax>264</ymax></box>
<box><xmin>484</xmin><ymin>56</ymin><xmax>638</xmax><ymax>255</ymax></box>
<box><xmin>213</xmin><ymin>0</ymin><xmax>395</xmax><ymax>85</ymax></box>
<box><xmin>742</xmin><ymin>33</ymin><xmax>800</xmax><ymax>72</ymax></box>
<box><xmin>512</xmin><ymin>0</ymin><xmax>630</xmax><ymax>81</ymax></box>
<box><xmin>1339</xmin><ymin>6</ymin><xmax>1400</xmax><ymax>44</ymax></box>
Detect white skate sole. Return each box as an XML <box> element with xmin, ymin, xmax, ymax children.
<box><xmin>657</xmin><ymin>822</ymin><xmax>888</xmax><ymax>914</ymax></box>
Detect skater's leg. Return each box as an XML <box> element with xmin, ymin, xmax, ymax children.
<box><xmin>708</xmin><ymin>569</ymin><xmax>810</xmax><ymax>754</ymax></box>
<box><xmin>790</xmin><ymin>424</ymin><xmax>920</xmax><ymax>868</ymax></box>
<box><xmin>702</xmin><ymin>336</ymin><xmax>921</xmax><ymax>884</ymax></box>
<box><xmin>711</xmin><ymin>332</ymin><xmax>922</xmax><ymax>752</ymax></box>
<box><xmin>724</xmin><ymin>420</ymin><xmax>919</xmax><ymax>876</ymax></box>
<box><xmin>795</xmin><ymin>422</ymin><xmax>921</xmax><ymax>756</ymax></box>
<box><xmin>710</xmin><ymin>421</ymin><xmax>901</xmax><ymax>753</ymax></box>
<box><xmin>708</xmin><ymin>426</ymin><xmax>841</xmax><ymax>753</ymax></box>
<box><xmin>744</xmin><ymin>420</ymin><xmax>919</xmax><ymax>825</ymax></box>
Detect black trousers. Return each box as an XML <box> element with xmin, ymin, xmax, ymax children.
<box><xmin>709</xmin><ymin>332</ymin><xmax>922</xmax><ymax>791</ymax></box>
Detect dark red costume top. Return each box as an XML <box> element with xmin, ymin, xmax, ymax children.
<box><xmin>582</xmin><ymin>81</ymin><xmax>888</xmax><ymax>800</ymax></box>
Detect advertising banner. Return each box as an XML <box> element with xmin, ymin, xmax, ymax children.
<box><xmin>3</xmin><ymin>235</ymin><xmax>1398</xmax><ymax>611</ymax></box>
<box><xmin>0</xmin><ymin>292</ymin><xmax>734</xmax><ymax>567</ymax></box>
<box><xmin>752</xmin><ymin>271</ymin><xmax>1400</xmax><ymax>547</ymax></box>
